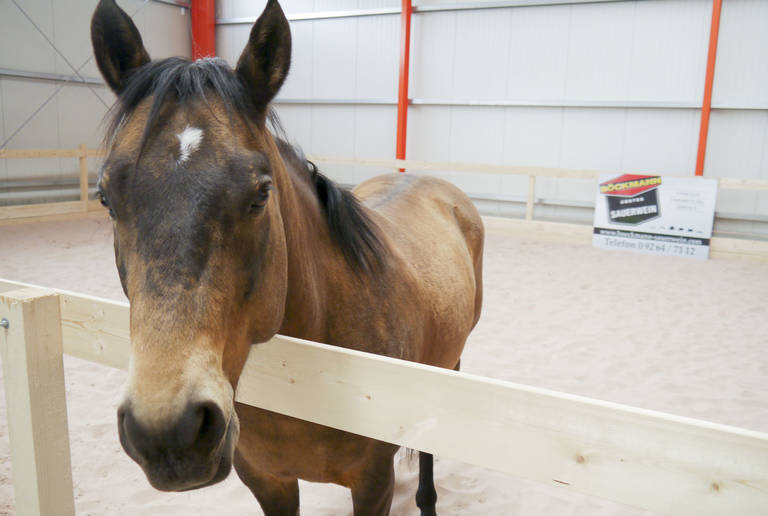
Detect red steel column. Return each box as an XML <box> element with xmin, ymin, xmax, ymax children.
<box><xmin>191</xmin><ymin>0</ymin><xmax>216</xmax><ymax>59</ymax></box>
<box><xmin>395</xmin><ymin>0</ymin><xmax>413</xmax><ymax>172</ymax></box>
<box><xmin>694</xmin><ymin>0</ymin><xmax>723</xmax><ymax>177</ymax></box>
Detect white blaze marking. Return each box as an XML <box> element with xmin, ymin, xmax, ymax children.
<box><xmin>176</xmin><ymin>125</ymin><xmax>203</xmax><ymax>164</ymax></box>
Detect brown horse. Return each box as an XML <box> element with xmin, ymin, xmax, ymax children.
<box><xmin>91</xmin><ymin>0</ymin><xmax>483</xmax><ymax>514</ymax></box>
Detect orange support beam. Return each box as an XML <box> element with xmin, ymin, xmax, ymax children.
<box><xmin>191</xmin><ymin>0</ymin><xmax>216</xmax><ymax>59</ymax></box>
<box><xmin>694</xmin><ymin>0</ymin><xmax>723</xmax><ymax>177</ymax></box>
<box><xmin>395</xmin><ymin>0</ymin><xmax>413</xmax><ymax>172</ymax></box>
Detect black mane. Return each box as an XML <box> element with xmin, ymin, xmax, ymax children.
<box><xmin>107</xmin><ymin>56</ymin><xmax>385</xmax><ymax>275</ymax></box>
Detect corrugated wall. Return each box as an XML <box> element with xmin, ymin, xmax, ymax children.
<box><xmin>1</xmin><ymin>1</ymin><xmax>765</xmax><ymax>234</ymax></box>
<box><xmin>0</xmin><ymin>0</ymin><xmax>191</xmax><ymax>205</ymax></box>
<box><xmin>218</xmin><ymin>0</ymin><xmax>768</xmax><ymax>235</ymax></box>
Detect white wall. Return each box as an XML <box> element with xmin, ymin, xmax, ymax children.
<box><xmin>0</xmin><ymin>0</ymin><xmax>191</xmax><ymax>205</ymax></box>
<box><xmin>2</xmin><ymin>1</ymin><xmax>765</xmax><ymax>234</ymax></box>
<box><xmin>218</xmin><ymin>0</ymin><xmax>768</xmax><ymax>235</ymax></box>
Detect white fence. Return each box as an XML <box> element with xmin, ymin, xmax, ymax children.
<box><xmin>1</xmin><ymin>277</ymin><xmax>768</xmax><ymax>515</ymax></box>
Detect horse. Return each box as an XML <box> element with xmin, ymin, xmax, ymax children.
<box><xmin>90</xmin><ymin>0</ymin><xmax>483</xmax><ymax>514</ymax></box>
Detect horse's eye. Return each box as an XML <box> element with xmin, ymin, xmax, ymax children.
<box><xmin>250</xmin><ymin>183</ymin><xmax>272</xmax><ymax>213</ymax></box>
<box><xmin>97</xmin><ymin>191</ymin><xmax>115</xmax><ymax>218</ymax></box>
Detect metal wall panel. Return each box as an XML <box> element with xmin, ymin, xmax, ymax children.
<box><xmin>0</xmin><ymin>79</ymin><xmax>6</xmax><ymax>182</ymax></box>
<box><xmin>502</xmin><ymin>107</ymin><xmax>563</xmax><ymax>168</ymax></box>
<box><xmin>564</xmin><ymin>3</ymin><xmax>636</xmax><ymax>101</ymax></box>
<box><xmin>628</xmin><ymin>0</ymin><xmax>709</xmax><ymax>102</ymax></box>
<box><xmin>505</xmin><ymin>7</ymin><xmax>570</xmax><ymax>101</ymax></box>
<box><xmin>216</xmin><ymin>23</ymin><xmax>251</xmax><ymax>66</ymax></box>
<box><xmin>280</xmin><ymin>21</ymin><xmax>315</xmax><ymax>98</ymax></box>
<box><xmin>0</xmin><ymin>0</ymin><xmax>55</xmax><ymax>74</ymax></box>
<box><xmin>217</xmin><ymin>0</ymin><xmax>399</xmax><ymax>18</ymax></box>
<box><xmin>1</xmin><ymin>79</ymin><xmax>61</xmax><ymax>182</ymax></box>
<box><xmin>452</xmin><ymin>10</ymin><xmax>513</xmax><ymax>100</ymax></box>
<box><xmin>410</xmin><ymin>11</ymin><xmax>456</xmax><ymax>99</ymax></box>
<box><xmin>712</xmin><ymin>0</ymin><xmax>768</xmax><ymax>108</ymax></box>
<box><xmin>355</xmin><ymin>15</ymin><xmax>400</xmax><ymax>98</ymax></box>
<box><xmin>274</xmin><ymin>104</ymin><xmax>396</xmax><ymax>185</ymax></box>
<box><xmin>0</xmin><ymin>0</ymin><xmax>191</xmax><ymax>197</ymax></box>
<box><xmin>621</xmin><ymin>108</ymin><xmax>699</xmax><ymax>175</ymax></box>
<box><xmin>312</xmin><ymin>18</ymin><xmax>358</xmax><ymax>98</ymax></box>
<box><xmin>52</xmin><ymin>0</ymin><xmax>102</xmax><ymax>78</ymax></box>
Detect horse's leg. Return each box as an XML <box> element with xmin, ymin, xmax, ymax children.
<box><xmin>416</xmin><ymin>452</ymin><xmax>437</xmax><ymax>516</ymax></box>
<box><xmin>416</xmin><ymin>360</ymin><xmax>460</xmax><ymax>515</ymax></box>
<box><xmin>351</xmin><ymin>450</ymin><xmax>396</xmax><ymax>516</ymax></box>
<box><xmin>234</xmin><ymin>451</ymin><xmax>299</xmax><ymax>516</ymax></box>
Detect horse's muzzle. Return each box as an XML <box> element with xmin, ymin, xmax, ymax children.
<box><xmin>117</xmin><ymin>400</ymin><xmax>238</xmax><ymax>491</ymax></box>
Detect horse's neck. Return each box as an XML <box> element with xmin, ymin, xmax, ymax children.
<box><xmin>271</xmin><ymin>149</ymin><xmax>336</xmax><ymax>342</ymax></box>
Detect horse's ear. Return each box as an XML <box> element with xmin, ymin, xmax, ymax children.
<box><xmin>91</xmin><ymin>0</ymin><xmax>151</xmax><ymax>94</ymax></box>
<box><xmin>235</xmin><ymin>0</ymin><xmax>291</xmax><ymax>115</ymax></box>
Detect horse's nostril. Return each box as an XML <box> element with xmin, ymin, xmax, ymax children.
<box><xmin>118</xmin><ymin>403</ymin><xmax>146</xmax><ymax>461</ymax></box>
<box><xmin>179</xmin><ymin>401</ymin><xmax>226</xmax><ymax>455</ymax></box>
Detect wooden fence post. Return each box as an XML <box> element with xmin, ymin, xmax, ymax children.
<box><xmin>78</xmin><ymin>144</ymin><xmax>89</xmax><ymax>211</ymax></box>
<box><xmin>526</xmin><ymin>175</ymin><xmax>536</xmax><ymax>220</ymax></box>
<box><xmin>0</xmin><ymin>288</ymin><xmax>75</xmax><ymax>516</ymax></box>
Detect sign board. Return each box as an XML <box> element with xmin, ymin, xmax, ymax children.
<box><xmin>593</xmin><ymin>174</ymin><xmax>718</xmax><ymax>260</ymax></box>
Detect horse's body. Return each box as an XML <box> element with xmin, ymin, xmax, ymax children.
<box><xmin>90</xmin><ymin>1</ymin><xmax>483</xmax><ymax>513</ymax></box>
<box><xmin>235</xmin><ymin>144</ymin><xmax>483</xmax><ymax>512</ymax></box>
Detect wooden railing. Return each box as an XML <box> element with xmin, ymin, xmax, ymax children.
<box><xmin>2</xmin><ymin>145</ymin><xmax>768</xmax><ymax>230</ymax></box>
<box><xmin>0</xmin><ymin>146</ymin><xmax>107</xmax><ymax>224</ymax></box>
<box><xmin>1</xmin><ymin>278</ymin><xmax>768</xmax><ymax>515</ymax></box>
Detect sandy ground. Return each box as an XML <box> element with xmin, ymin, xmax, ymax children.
<box><xmin>0</xmin><ymin>216</ymin><xmax>767</xmax><ymax>515</ymax></box>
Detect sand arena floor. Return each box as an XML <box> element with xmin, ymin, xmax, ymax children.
<box><xmin>0</xmin><ymin>216</ymin><xmax>767</xmax><ymax>515</ymax></box>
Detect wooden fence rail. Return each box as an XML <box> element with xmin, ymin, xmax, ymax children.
<box><xmin>2</xmin><ymin>146</ymin><xmax>768</xmax><ymax>227</ymax></box>
<box><xmin>1</xmin><ymin>278</ymin><xmax>768</xmax><ymax>516</ymax></box>
<box><xmin>0</xmin><ymin>146</ymin><xmax>106</xmax><ymax>226</ymax></box>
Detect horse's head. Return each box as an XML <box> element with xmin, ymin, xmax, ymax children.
<box><xmin>91</xmin><ymin>0</ymin><xmax>291</xmax><ymax>491</ymax></box>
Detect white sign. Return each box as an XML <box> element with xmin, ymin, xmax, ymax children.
<box><xmin>592</xmin><ymin>174</ymin><xmax>718</xmax><ymax>260</ymax></box>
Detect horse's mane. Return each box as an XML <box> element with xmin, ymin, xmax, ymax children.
<box><xmin>107</xmin><ymin>56</ymin><xmax>385</xmax><ymax>275</ymax></box>
<box><xmin>274</xmin><ymin>139</ymin><xmax>386</xmax><ymax>275</ymax></box>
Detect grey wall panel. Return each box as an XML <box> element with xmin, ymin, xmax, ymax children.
<box><xmin>217</xmin><ymin>0</ymin><xmax>399</xmax><ymax>18</ymax></box>
<box><xmin>410</xmin><ymin>11</ymin><xmax>456</xmax><ymax>99</ymax></box>
<box><xmin>713</xmin><ymin>0</ymin><xmax>768</xmax><ymax>107</ymax></box>
<box><xmin>449</xmin><ymin>106</ymin><xmax>506</xmax><ymax>163</ymax></box>
<box><xmin>407</xmin><ymin>105</ymin><xmax>451</xmax><ymax>159</ymax></box>
<box><xmin>310</xmin><ymin>104</ymin><xmax>356</xmax><ymax>154</ymax></box>
<box><xmin>56</xmin><ymin>87</ymin><xmax>110</xmax><ymax>150</ymax></box>
<box><xmin>0</xmin><ymin>79</ymin><xmax>5</xmax><ymax>183</ymax></box>
<box><xmin>703</xmin><ymin>110</ymin><xmax>768</xmax><ymax>218</ymax></box>
<box><xmin>505</xmin><ymin>7</ymin><xmax>570</xmax><ymax>101</ymax></box>
<box><xmin>447</xmin><ymin>107</ymin><xmax>506</xmax><ymax>195</ymax></box>
<box><xmin>0</xmin><ymin>0</ymin><xmax>191</xmax><ymax>194</ymax></box>
<box><xmin>706</xmin><ymin>110</ymin><xmax>768</xmax><ymax>180</ymax></box>
<box><xmin>355</xmin><ymin>15</ymin><xmax>399</xmax><ymax>99</ymax></box>
<box><xmin>274</xmin><ymin>104</ymin><xmax>396</xmax><ymax>184</ymax></box>
<box><xmin>564</xmin><ymin>3</ymin><xmax>637</xmax><ymax>101</ymax></box>
<box><xmin>273</xmin><ymin>105</ymin><xmax>314</xmax><ymax>153</ymax></box>
<box><xmin>280</xmin><ymin>21</ymin><xmax>315</xmax><ymax>98</ymax></box>
<box><xmin>310</xmin><ymin>105</ymin><xmax>357</xmax><ymax>183</ymax></box>
<box><xmin>132</xmin><ymin>1</ymin><xmax>191</xmax><ymax>58</ymax></box>
<box><xmin>627</xmin><ymin>0</ymin><xmax>709</xmax><ymax>102</ymax></box>
<box><xmin>502</xmin><ymin>107</ymin><xmax>563</xmax><ymax>168</ymax></box>
<box><xmin>353</xmin><ymin>105</ymin><xmax>396</xmax><ymax>159</ymax></box>
<box><xmin>1</xmin><ymin>79</ymin><xmax>61</xmax><ymax>181</ymax></box>
<box><xmin>312</xmin><ymin>18</ymin><xmax>358</xmax><ymax>98</ymax></box>
<box><xmin>620</xmin><ymin>108</ymin><xmax>699</xmax><ymax>175</ymax></box>
<box><xmin>315</xmin><ymin>0</ymin><xmax>358</xmax><ymax>10</ymax></box>
<box><xmin>559</xmin><ymin>108</ymin><xmax>625</xmax><ymax>170</ymax></box>
<box><xmin>216</xmin><ymin>23</ymin><xmax>251</xmax><ymax>65</ymax></box>
<box><xmin>52</xmin><ymin>0</ymin><xmax>102</xmax><ymax>78</ymax></box>
<box><xmin>217</xmin><ymin>0</ymin><xmax>269</xmax><ymax>19</ymax></box>
<box><xmin>452</xmin><ymin>10</ymin><xmax>513</xmax><ymax>100</ymax></box>
<box><xmin>0</xmin><ymin>0</ymin><xmax>55</xmax><ymax>74</ymax></box>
